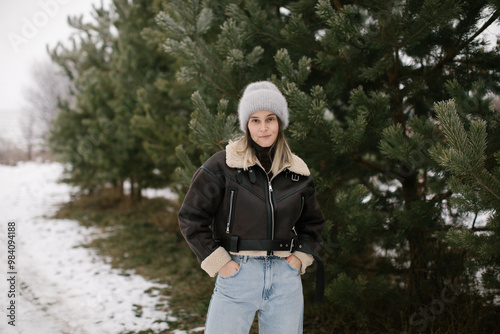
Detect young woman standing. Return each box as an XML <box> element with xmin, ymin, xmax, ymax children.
<box><xmin>178</xmin><ymin>81</ymin><xmax>325</xmax><ymax>333</ymax></box>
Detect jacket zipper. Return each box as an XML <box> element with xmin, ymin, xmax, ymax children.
<box><xmin>268</xmin><ymin>180</ymin><xmax>275</xmax><ymax>240</ymax></box>
<box><xmin>226</xmin><ymin>190</ymin><xmax>235</xmax><ymax>233</ymax></box>
<box><xmin>257</xmin><ymin>162</ymin><xmax>287</xmax><ymax>242</ymax></box>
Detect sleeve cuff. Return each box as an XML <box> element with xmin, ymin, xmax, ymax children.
<box><xmin>200</xmin><ymin>247</ymin><xmax>232</xmax><ymax>277</ymax></box>
<box><xmin>293</xmin><ymin>251</ymin><xmax>314</xmax><ymax>275</ymax></box>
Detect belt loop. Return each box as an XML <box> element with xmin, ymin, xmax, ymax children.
<box><xmin>230</xmin><ymin>235</ymin><xmax>239</xmax><ymax>252</ymax></box>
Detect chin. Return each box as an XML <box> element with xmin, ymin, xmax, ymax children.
<box><xmin>259</xmin><ymin>141</ymin><xmax>273</xmax><ymax>147</ymax></box>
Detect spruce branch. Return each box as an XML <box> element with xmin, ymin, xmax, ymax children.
<box><xmin>189</xmin><ymin>91</ymin><xmax>238</xmax><ymax>151</ymax></box>
<box><xmin>431</xmin><ymin>100</ymin><xmax>500</xmax><ymax>202</ymax></box>
<box><xmin>429</xmin><ymin>190</ymin><xmax>453</xmax><ymax>204</ymax></box>
<box><xmin>424</xmin><ymin>9</ymin><xmax>500</xmax><ymax>79</ymax></box>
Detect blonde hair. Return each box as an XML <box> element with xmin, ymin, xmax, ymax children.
<box><xmin>234</xmin><ymin>120</ymin><xmax>294</xmax><ymax>176</ymax></box>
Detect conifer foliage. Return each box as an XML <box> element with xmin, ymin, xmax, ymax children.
<box><xmin>431</xmin><ymin>97</ymin><xmax>500</xmax><ymax>303</ymax></box>
<box><xmin>47</xmin><ymin>0</ymin><xmax>500</xmax><ymax>332</ymax></box>
<box><xmin>49</xmin><ymin>0</ymin><xmax>190</xmax><ymax>201</ymax></box>
<box><xmin>155</xmin><ymin>0</ymin><xmax>500</xmax><ymax>332</ymax></box>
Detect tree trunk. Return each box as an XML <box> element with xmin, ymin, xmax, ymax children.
<box><xmin>403</xmin><ymin>172</ymin><xmax>429</xmax><ymax>301</ymax></box>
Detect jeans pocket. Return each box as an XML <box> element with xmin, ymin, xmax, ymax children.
<box><xmin>219</xmin><ymin>260</ymin><xmax>242</xmax><ymax>279</ymax></box>
<box><xmin>219</xmin><ymin>267</ymin><xmax>240</xmax><ymax>279</ymax></box>
<box><xmin>285</xmin><ymin>260</ymin><xmax>300</xmax><ymax>273</ymax></box>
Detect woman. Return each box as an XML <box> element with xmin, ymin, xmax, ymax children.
<box><xmin>178</xmin><ymin>81</ymin><xmax>325</xmax><ymax>334</ymax></box>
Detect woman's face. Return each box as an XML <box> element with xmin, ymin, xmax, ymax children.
<box><xmin>247</xmin><ymin>110</ymin><xmax>279</xmax><ymax>147</ymax></box>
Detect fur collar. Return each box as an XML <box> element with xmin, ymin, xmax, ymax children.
<box><xmin>225</xmin><ymin>138</ymin><xmax>310</xmax><ymax>176</ymax></box>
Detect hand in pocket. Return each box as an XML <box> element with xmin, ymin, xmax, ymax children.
<box><xmin>219</xmin><ymin>260</ymin><xmax>240</xmax><ymax>278</ymax></box>
<box><xmin>286</xmin><ymin>255</ymin><xmax>302</xmax><ymax>270</ymax></box>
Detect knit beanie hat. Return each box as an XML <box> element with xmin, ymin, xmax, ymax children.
<box><xmin>237</xmin><ymin>81</ymin><xmax>289</xmax><ymax>132</ymax></box>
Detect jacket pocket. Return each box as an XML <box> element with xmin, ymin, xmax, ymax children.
<box><xmin>225</xmin><ymin>187</ymin><xmax>238</xmax><ymax>233</ymax></box>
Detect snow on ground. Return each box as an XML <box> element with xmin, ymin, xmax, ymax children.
<box><xmin>0</xmin><ymin>161</ymin><xmax>186</xmax><ymax>334</ymax></box>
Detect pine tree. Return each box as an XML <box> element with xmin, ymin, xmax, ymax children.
<box><xmin>49</xmin><ymin>5</ymin><xmax>118</xmax><ymax>193</ymax></box>
<box><xmin>430</xmin><ymin>96</ymin><xmax>500</xmax><ymax>306</ymax></box>
<box><xmin>105</xmin><ymin>0</ymin><xmax>183</xmax><ymax>201</ymax></box>
<box><xmin>130</xmin><ymin>0</ymin><xmax>194</xmax><ymax>195</ymax></box>
<box><xmin>50</xmin><ymin>0</ymin><xmax>189</xmax><ymax>201</ymax></box>
<box><xmin>155</xmin><ymin>0</ymin><xmax>500</xmax><ymax>332</ymax></box>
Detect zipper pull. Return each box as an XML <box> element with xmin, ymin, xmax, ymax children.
<box><xmin>292</xmin><ymin>226</ymin><xmax>298</xmax><ymax>235</ymax></box>
<box><xmin>269</xmin><ymin>183</ymin><xmax>273</xmax><ymax>192</ymax></box>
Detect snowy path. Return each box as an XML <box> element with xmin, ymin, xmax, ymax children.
<box><xmin>0</xmin><ymin>162</ymin><xmax>181</xmax><ymax>334</ymax></box>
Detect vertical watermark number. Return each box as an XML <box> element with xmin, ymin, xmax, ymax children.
<box><xmin>6</xmin><ymin>222</ymin><xmax>17</xmax><ymax>327</ymax></box>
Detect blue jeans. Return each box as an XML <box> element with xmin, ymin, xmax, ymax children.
<box><xmin>204</xmin><ymin>255</ymin><xmax>304</xmax><ymax>334</ymax></box>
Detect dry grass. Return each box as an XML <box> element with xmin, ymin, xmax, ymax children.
<box><xmin>54</xmin><ymin>188</ymin><xmax>214</xmax><ymax>333</ymax></box>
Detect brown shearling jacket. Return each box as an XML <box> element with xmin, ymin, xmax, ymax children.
<box><xmin>178</xmin><ymin>139</ymin><xmax>325</xmax><ymax>277</ymax></box>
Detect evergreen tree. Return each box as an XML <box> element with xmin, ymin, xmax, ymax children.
<box><xmin>50</xmin><ymin>0</ymin><xmax>189</xmax><ymax>200</ymax></box>
<box><xmin>156</xmin><ymin>0</ymin><xmax>500</xmax><ymax>332</ymax></box>
<box><xmin>106</xmin><ymin>0</ymin><xmax>184</xmax><ymax>201</ymax></box>
<box><xmin>430</xmin><ymin>95</ymin><xmax>500</xmax><ymax>307</ymax></box>
<box><xmin>50</xmin><ymin>5</ymin><xmax>118</xmax><ymax>192</ymax></box>
<box><xmin>131</xmin><ymin>0</ymin><xmax>193</xmax><ymax>195</ymax></box>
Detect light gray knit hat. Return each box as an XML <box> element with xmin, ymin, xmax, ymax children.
<box><xmin>237</xmin><ymin>81</ymin><xmax>289</xmax><ymax>132</ymax></box>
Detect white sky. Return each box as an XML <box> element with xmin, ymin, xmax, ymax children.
<box><xmin>0</xmin><ymin>0</ymin><xmax>112</xmax><ymax>113</ymax></box>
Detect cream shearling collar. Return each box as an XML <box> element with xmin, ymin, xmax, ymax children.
<box><xmin>225</xmin><ymin>138</ymin><xmax>310</xmax><ymax>176</ymax></box>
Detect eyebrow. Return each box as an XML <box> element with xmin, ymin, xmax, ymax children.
<box><xmin>250</xmin><ymin>113</ymin><xmax>276</xmax><ymax>118</ymax></box>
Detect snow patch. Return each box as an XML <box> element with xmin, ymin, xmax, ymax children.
<box><xmin>0</xmin><ymin>162</ymin><xmax>185</xmax><ymax>334</ymax></box>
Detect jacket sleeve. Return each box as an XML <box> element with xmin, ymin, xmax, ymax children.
<box><xmin>178</xmin><ymin>162</ymin><xmax>231</xmax><ymax>277</ymax></box>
